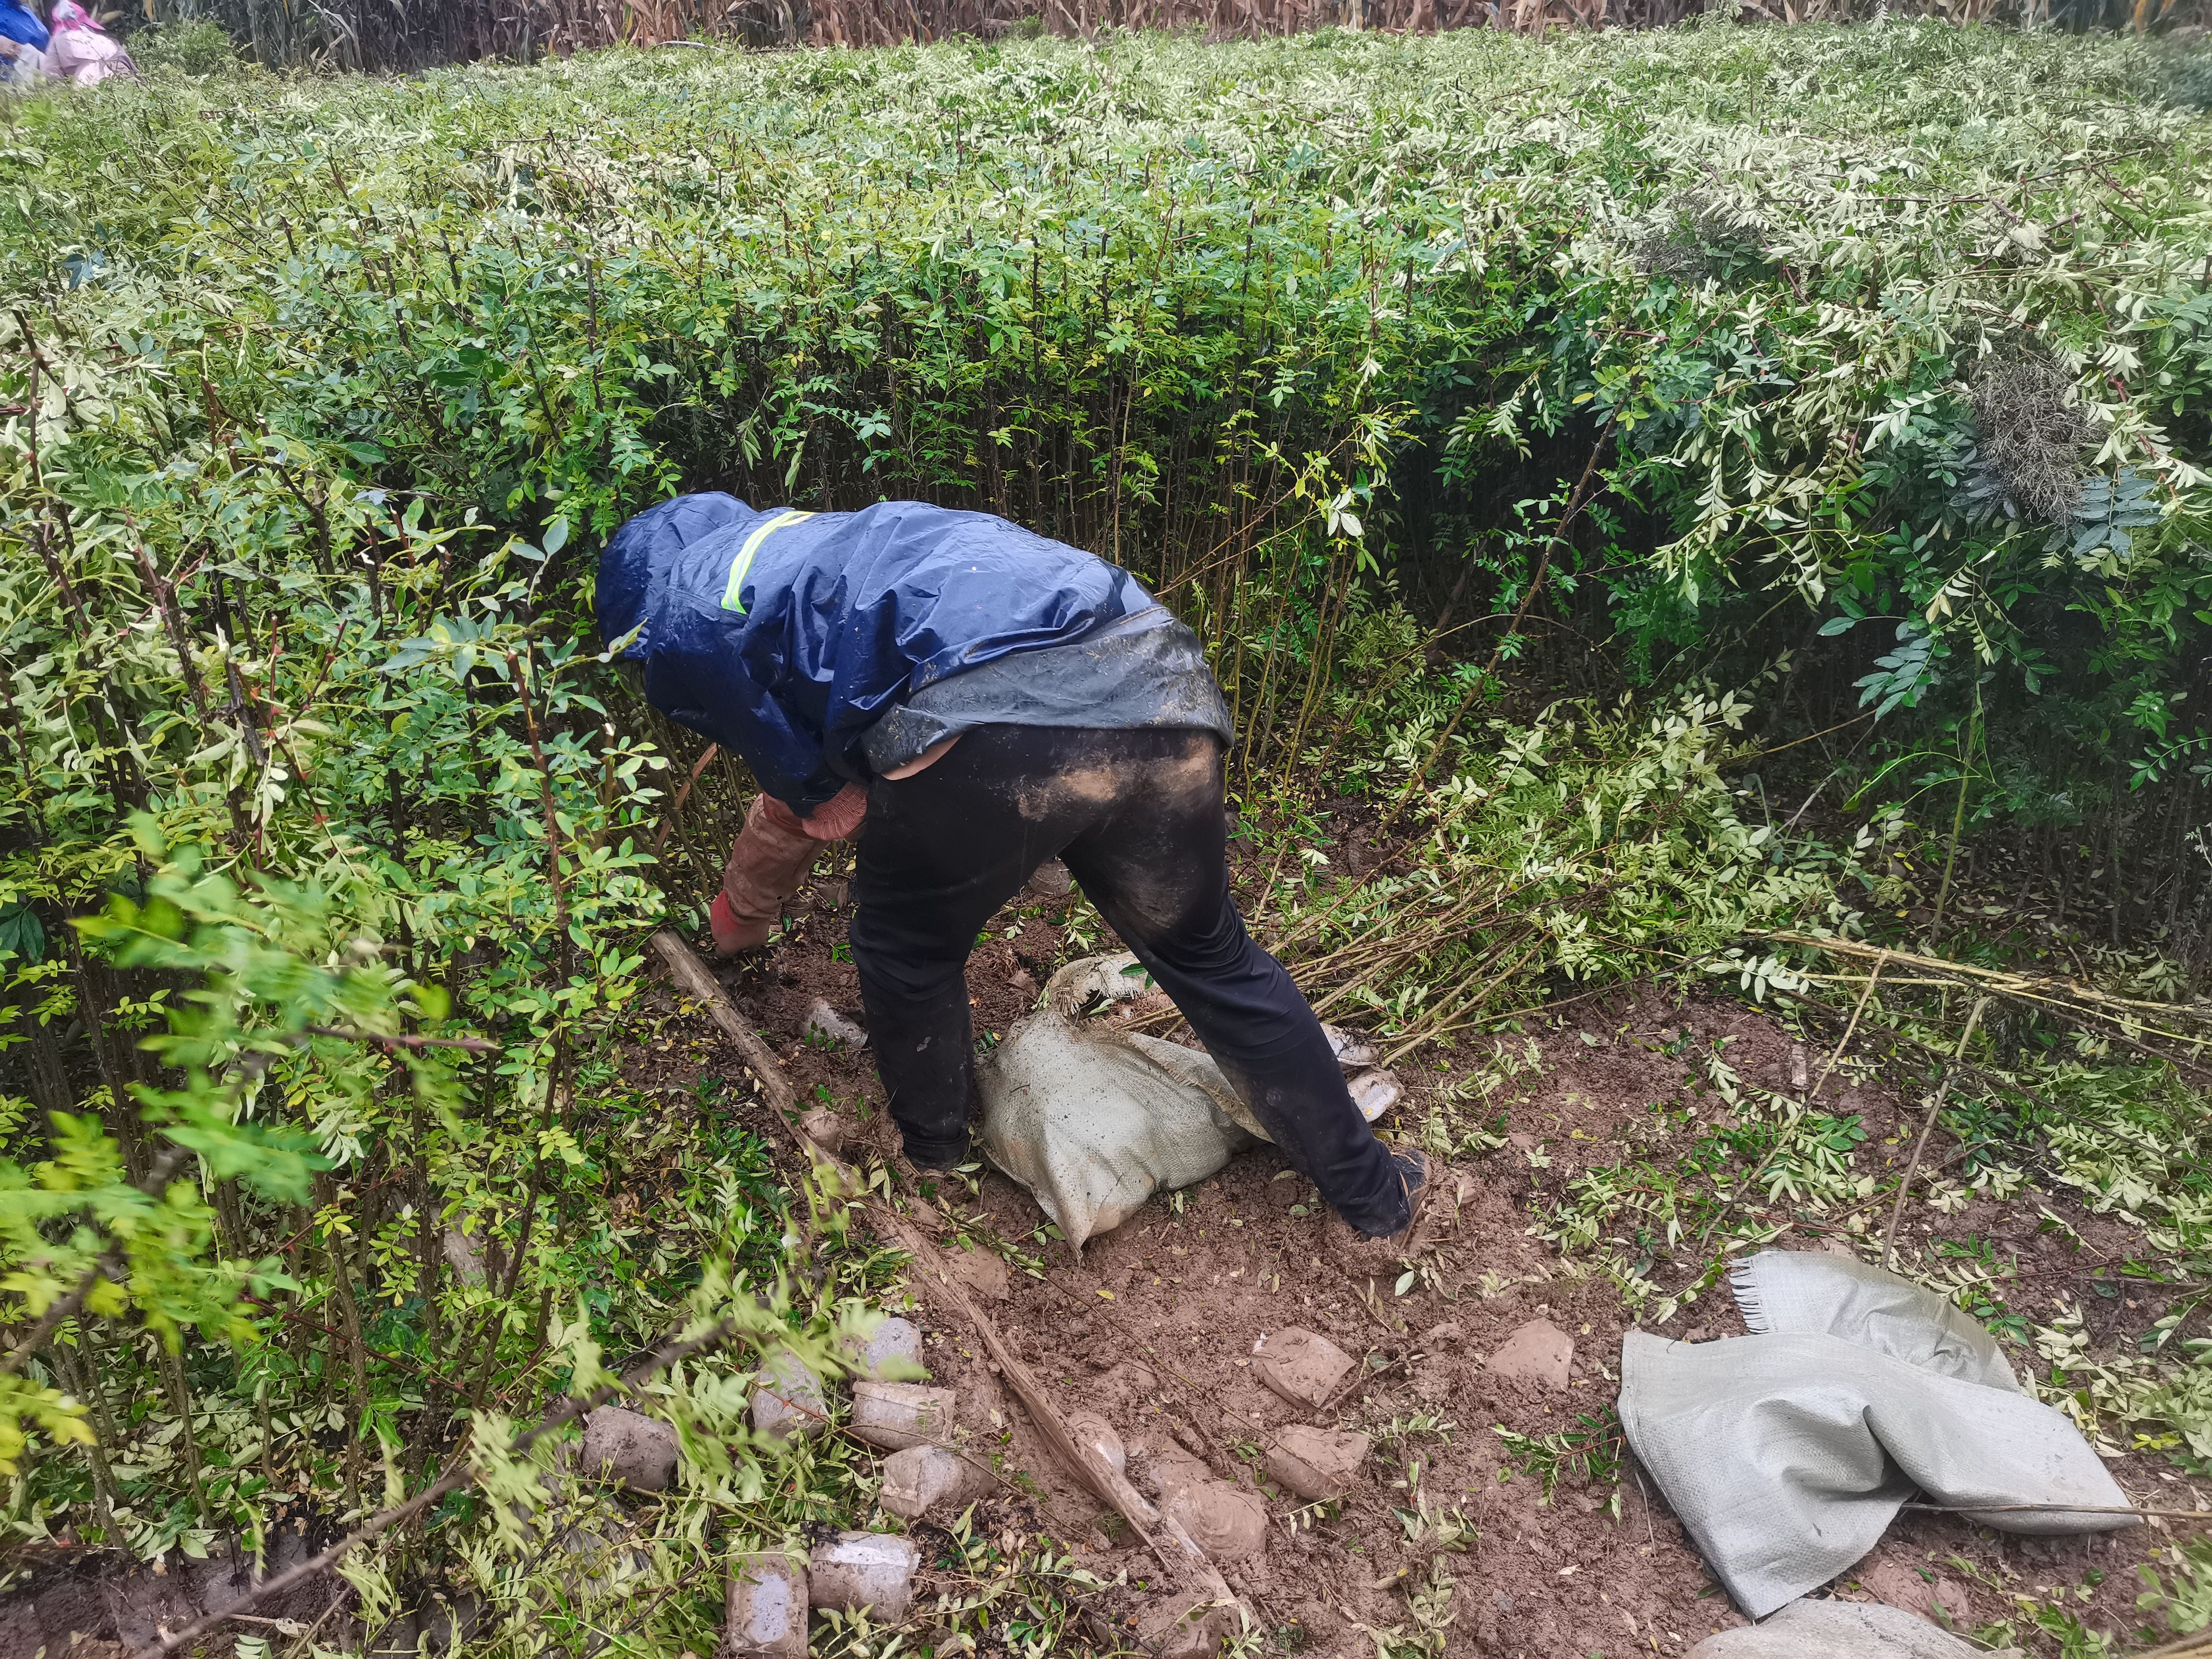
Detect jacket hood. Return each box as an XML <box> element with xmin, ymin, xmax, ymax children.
<box><xmin>594</xmin><ymin>492</ymin><xmax>756</xmax><ymax>659</ymax></box>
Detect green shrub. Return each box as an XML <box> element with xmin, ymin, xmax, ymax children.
<box><xmin>3</xmin><ymin>29</ymin><xmax>2212</xmax><ymax>1635</ymax></box>
<box><xmin>126</xmin><ymin>17</ymin><xmax>239</xmax><ymax>74</ymax></box>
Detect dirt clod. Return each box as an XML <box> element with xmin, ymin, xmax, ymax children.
<box><xmin>577</xmin><ymin>1406</ymin><xmax>677</xmax><ymax>1491</ymax></box>
<box><xmin>843</xmin><ymin>1314</ymin><xmax>926</xmax><ymax>1380</ymax></box>
<box><xmin>948</xmin><ymin>1245</ymin><xmax>1011</xmax><ymax>1301</ymax></box>
<box><xmin>1133</xmin><ymin>1435</ymin><xmax>1212</xmax><ymax>1499</ymax></box>
<box><xmin>1252</xmin><ymin>1327</ymin><xmax>1353</xmax><ymax>1409</ymax></box>
<box><xmin>722</xmin><ymin>1552</ymin><xmax>808</xmax><ymax>1658</ymax></box>
<box><xmin>1160</xmin><ymin>1478</ymin><xmax>1269</xmax><ymax>1560</ymax></box>
<box><xmin>750</xmin><ymin>1348</ymin><xmax>829</xmax><ymax>1442</ymax></box>
<box><xmin>1486</xmin><ymin>1317</ymin><xmax>1574</xmax><ymax>1389</ymax></box>
<box><xmin>849</xmin><ymin>1380</ymin><xmax>959</xmax><ymax>1450</ymax></box>
<box><xmin>1263</xmin><ymin>1424</ymin><xmax>1370</xmax><ymax>1501</ymax></box>
<box><xmin>799</xmin><ymin>1105</ymin><xmax>850</xmax><ymax>1152</ymax></box>
<box><xmin>1025</xmin><ymin>858</ymin><xmax>1074</xmax><ymax>899</ymax></box>
<box><xmin>878</xmin><ymin>1444</ymin><xmax>986</xmax><ymax>1519</ymax></box>
<box><xmin>807</xmin><ymin>1532</ymin><xmax>920</xmax><ymax>1620</ymax></box>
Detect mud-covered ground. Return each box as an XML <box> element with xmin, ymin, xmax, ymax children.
<box><xmin>658</xmin><ymin>835</ymin><xmax>2200</xmax><ymax>1658</ymax></box>
<box><xmin>10</xmin><ymin>837</ymin><xmax>2191</xmax><ymax>1659</ymax></box>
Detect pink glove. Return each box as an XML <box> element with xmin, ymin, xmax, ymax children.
<box><xmin>709</xmin><ymin>785</ymin><xmax>868</xmax><ymax>956</ymax></box>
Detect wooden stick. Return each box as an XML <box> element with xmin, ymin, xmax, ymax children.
<box><xmin>646</xmin><ymin>930</ymin><xmax>1243</xmax><ymax>1613</ymax></box>
<box><xmin>2132</xmin><ymin>1623</ymin><xmax>2212</xmax><ymax>1659</ymax></box>
<box><xmin>1804</xmin><ymin>947</ymin><xmax>1886</xmax><ymax>1108</ymax></box>
<box><xmin>1759</xmin><ymin>930</ymin><xmax>2212</xmax><ymax>1048</ymax></box>
<box><xmin>653</xmin><ymin>741</ymin><xmax>721</xmax><ymax>857</ymax></box>
<box><xmin>1881</xmin><ymin>997</ymin><xmax>1989</xmax><ymax>1272</ymax></box>
<box><xmin>649</xmin><ymin>930</ymin><xmax>797</xmax><ymax>1116</ymax></box>
<box><xmin>302</xmin><ymin>1025</ymin><xmax>497</xmax><ymax>1053</ymax></box>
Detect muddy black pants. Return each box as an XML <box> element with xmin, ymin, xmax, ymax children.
<box><xmin>848</xmin><ymin>724</ymin><xmax>1415</xmax><ymax>1239</ymax></box>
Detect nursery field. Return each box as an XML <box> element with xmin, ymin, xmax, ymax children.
<box><xmin>7</xmin><ymin>18</ymin><xmax>2212</xmax><ymax>1659</ymax></box>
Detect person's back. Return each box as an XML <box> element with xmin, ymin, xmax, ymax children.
<box><xmin>48</xmin><ymin>1</ymin><xmax>135</xmax><ymax>84</ymax></box>
<box><xmin>600</xmin><ymin>492</ymin><xmax>1452</xmax><ymax>1262</ymax></box>
<box><xmin>596</xmin><ymin>493</ymin><xmax>1198</xmax><ymax>815</ymax></box>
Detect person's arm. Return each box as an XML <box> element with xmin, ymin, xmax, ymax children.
<box><xmin>709</xmin><ymin>782</ymin><xmax>867</xmax><ymax>955</ymax></box>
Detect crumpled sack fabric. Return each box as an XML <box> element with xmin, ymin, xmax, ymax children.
<box><xmin>1686</xmin><ymin>1597</ymin><xmax>2021</xmax><ymax>1658</ymax></box>
<box><xmin>980</xmin><ymin>952</ymin><xmax>1405</xmax><ymax>1250</ymax></box>
<box><xmin>1029</xmin><ymin>952</ymin><xmax>1396</xmax><ymax>1141</ymax></box>
<box><xmin>1620</xmin><ymin>1249</ymin><xmax>2135</xmax><ymax>1619</ymax></box>
<box><xmin>976</xmin><ymin>1005</ymin><xmax>1258</xmax><ymax>1252</ymax></box>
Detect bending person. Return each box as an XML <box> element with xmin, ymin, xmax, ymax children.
<box><xmin>596</xmin><ymin>493</ymin><xmax>1455</xmax><ymax>1261</ymax></box>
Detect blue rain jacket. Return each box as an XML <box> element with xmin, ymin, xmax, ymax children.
<box><xmin>0</xmin><ymin>0</ymin><xmax>49</xmax><ymax>48</ymax></box>
<box><xmin>595</xmin><ymin>494</ymin><xmax>1166</xmax><ymax>817</ymax></box>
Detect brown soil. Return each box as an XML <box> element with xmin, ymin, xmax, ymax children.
<box><xmin>639</xmin><ymin>853</ymin><xmax>2196</xmax><ymax>1658</ymax></box>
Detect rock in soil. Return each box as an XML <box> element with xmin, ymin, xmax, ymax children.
<box><xmin>849</xmin><ymin>1380</ymin><xmax>959</xmax><ymax>1450</ymax></box>
<box><xmin>1687</xmin><ymin>1597</ymin><xmax>2012</xmax><ymax>1658</ymax></box>
<box><xmin>577</xmin><ymin>1406</ymin><xmax>678</xmax><ymax>1492</ymax></box>
<box><xmin>1321</xmin><ymin>1023</ymin><xmax>1378</xmax><ymax>1069</ymax></box>
<box><xmin>1025</xmin><ymin>858</ymin><xmax>1075</xmax><ymax>899</ymax></box>
<box><xmin>750</xmin><ymin>1348</ymin><xmax>829</xmax><ymax>1442</ymax></box>
<box><xmin>722</xmin><ymin>1553</ymin><xmax>808</xmax><ymax>1659</ymax></box>
<box><xmin>879</xmin><ymin>1443</ymin><xmax>990</xmax><ymax>1519</ymax></box>
<box><xmin>809</xmin><ymin>1531</ymin><xmax>922</xmax><ymax>1620</ymax></box>
<box><xmin>1160</xmin><ymin>1477</ymin><xmax>1269</xmax><ymax>1561</ymax></box>
<box><xmin>798</xmin><ymin>1104</ymin><xmax>850</xmax><ymax>1153</ymax></box>
<box><xmin>804</xmin><ymin>998</ymin><xmax>869</xmax><ymax>1048</ymax></box>
<box><xmin>1263</xmin><ymin>1424</ymin><xmax>1370</xmax><ymax>1502</ymax></box>
<box><xmin>1133</xmin><ymin>1436</ymin><xmax>1214</xmax><ymax>1500</ymax></box>
<box><xmin>1067</xmin><ymin>1409</ymin><xmax>1126</xmax><ymax>1475</ymax></box>
<box><xmin>843</xmin><ymin>1314</ymin><xmax>927</xmax><ymax>1380</ymax></box>
<box><xmin>1486</xmin><ymin>1318</ymin><xmax>1574</xmax><ymax>1389</ymax></box>
<box><xmin>1346</xmin><ymin>1070</ymin><xmax>1401</xmax><ymax>1122</ymax></box>
<box><xmin>1252</xmin><ymin>1327</ymin><xmax>1354</xmax><ymax>1410</ymax></box>
<box><xmin>948</xmin><ymin>1245</ymin><xmax>1012</xmax><ymax>1301</ymax></box>
<box><xmin>1133</xmin><ymin>1587</ymin><xmax>1241</xmax><ymax>1659</ymax></box>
